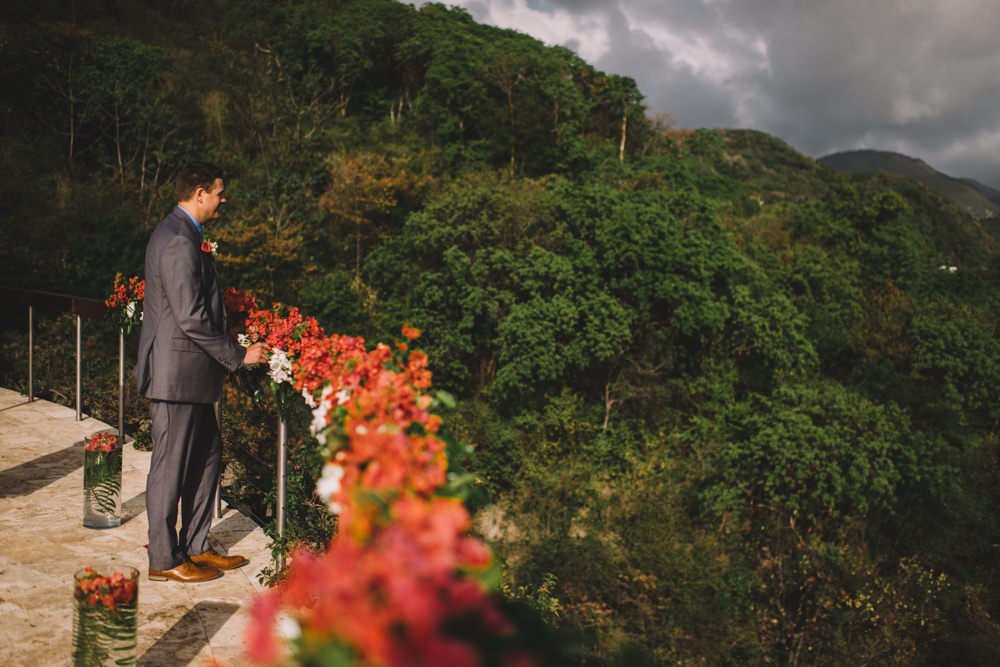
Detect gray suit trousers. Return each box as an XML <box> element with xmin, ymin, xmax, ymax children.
<box><xmin>146</xmin><ymin>400</ymin><xmax>221</xmax><ymax>570</ymax></box>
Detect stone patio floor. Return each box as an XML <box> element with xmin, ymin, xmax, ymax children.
<box><xmin>0</xmin><ymin>386</ymin><xmax>273</xmax><ymax>666</ymax></box>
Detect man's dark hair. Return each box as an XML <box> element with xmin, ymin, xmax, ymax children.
<box><xmin>176</xmin><ymin>162</ymin><xmax>223</xmax><ymax>201</ymax></box>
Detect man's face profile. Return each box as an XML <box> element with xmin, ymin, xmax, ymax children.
<box><xmin>200</xmin><ymin>178</ymin><xmax>226</xmax><ymax>223</ymax></box>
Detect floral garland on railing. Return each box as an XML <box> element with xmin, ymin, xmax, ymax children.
<box><xmin>229</xmin><ymin>292</ymin><xmax>526</xmax><ymax>666</ymax></box>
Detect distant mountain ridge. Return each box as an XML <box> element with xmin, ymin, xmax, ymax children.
<box><xmin>819</xmin><ymin>149</ymin><xmax>1000</xmax><ymax>221</ymax></box>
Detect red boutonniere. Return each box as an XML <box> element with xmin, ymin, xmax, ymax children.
<box><xmin>201</xmin><ymin>238</ymin><xmax>218</xmax><ymax>255</ymax></box>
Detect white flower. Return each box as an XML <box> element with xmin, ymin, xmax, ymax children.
<box><xmin>301</xmin><ymin>388</ymin><xmax>317</xmax><ymax>408</ymax></box>
<box><xmin>309</xmin><ymin>385</ymin><xmax>335</xmax><ymax>442</ymax></box>
<box><xmin>335</xmin><ymin>388</ymin><xmax>351</xmax><ymax>405</ymax></box>
<box><xmin>237</xmin><ymin>333</ymin><xmax>250</xmax><ymax>347</ymax></box>
<box><xmin>267</xmin><ymin>348</ymin><xmax>293</xmax><ymax>385</ymax></box>
<box><xmin>277</xmin><ymin>614</ymin><xmax>301</xmax><ymax>641</ymax></box>
<box><xmin>315</xmin><ymin>462</ymin><xmax>345</xmax><ymax>501</ymax></box>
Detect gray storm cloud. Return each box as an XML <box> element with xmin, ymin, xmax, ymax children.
<box><xmin>408</xmin><ymin>0</ymin><xmax>1000</xmax><ymax>187</ymax></box>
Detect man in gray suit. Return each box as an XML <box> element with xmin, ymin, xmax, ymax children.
<box><xmin>134</xmin><ymin>162</ymin><xmax>268</xmax><ymax>583</ymax></box>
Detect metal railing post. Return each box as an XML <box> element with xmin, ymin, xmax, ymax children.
<box><xmin>118</xmin><ymin>329</ymin><xmax>125</xmax><ymax>440</ymax></box>
<box><xmin>76</xmin><ymin>314</ymin><xmax>82</xmax><ymax>420</ymax></box>
<box><xmin>277</xmin><ymin>417</ymin><xmax>288</xmax><ymax>570</ymax></box>
<box><xmin>2</xmin><ymin>288</ymin><xmax>106</xmax><ymax>407</ymax></box>
<box><xmin>213</xmin><ymin>398</ymin><xmax>223</xmax><ymax>519</ymax></box>
<box><xmin>27</xmin><ymin>305</ymin><xmax>33</xmax><ymax>401</ymax></box>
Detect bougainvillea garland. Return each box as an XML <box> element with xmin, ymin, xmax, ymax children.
<box><xmin>237</xmin><ymin>301</ymin><xmax>524</xmax><ymax>666</ymax></box>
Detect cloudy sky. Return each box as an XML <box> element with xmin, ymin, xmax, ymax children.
<box><xmin>407</xmin><ymin>0</ymin><xmax>1000</xmax><ymax>188</ymax></box>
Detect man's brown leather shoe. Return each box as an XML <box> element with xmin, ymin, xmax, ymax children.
<box><xmin>148</xmin><ymin>560</ymin><xmax>221</xmax><ymax>583</ymax></box>
<box><xmin>189</xmin><ymin>548</ymin><xmax>248</xmax><ymax>571</ymax></box>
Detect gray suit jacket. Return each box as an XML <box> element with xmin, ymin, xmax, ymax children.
<box><xmin>133</xmin><ymin>207</ymin><xmax>245</xmax><ymax>403</ymax></box>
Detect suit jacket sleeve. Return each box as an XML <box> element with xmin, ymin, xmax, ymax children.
<box><xmin>161</xmin><ymin>234</ymin><xmax>246</xmax><ymax>373</ymax></box>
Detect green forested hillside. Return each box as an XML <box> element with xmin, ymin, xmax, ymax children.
<box><xmin>820</xmin><ymin>149</ymin><xmax>1000</xmax><ymax>222</ymax></box>
<box><xmin>2</xmin><ymin>1</ymin><xmax>1000</xmax><ymax>664</ymax></box>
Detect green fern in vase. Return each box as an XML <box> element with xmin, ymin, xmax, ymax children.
<box><xmin>84</xmin><ymin>432</ymin><xmax>121</xmax><ymax>516</ymax></box>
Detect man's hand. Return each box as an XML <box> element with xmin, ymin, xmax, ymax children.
<box><xmin>243</xmin><ymin>342</ymin><xmax>270</xmax><ymax>366</ymax></box>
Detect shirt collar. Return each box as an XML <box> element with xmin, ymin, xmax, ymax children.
<box><xmin>177</xmin><ymin>205</ymin><xmax>204</xmax><ymax>238</ymax></box>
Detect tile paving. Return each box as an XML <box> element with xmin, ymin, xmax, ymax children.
<box><xmin>0</xmin><ymin>387</ymin><xmax>273</xmax><ymax>666</ymax></box>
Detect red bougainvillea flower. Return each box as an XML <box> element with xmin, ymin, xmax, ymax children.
<box><xmin>104</xmin><ymin>273</ymin><xmax>144</xmax><ymax>309</ymax></box>
<box><xmin>85</xmin><ymin>431</ymin><xmax>117</xmax><ymax>454</ymax></box>
<box><xmin>224</xmin><ymin>287</ymin><xmax>258</xmax><ymax>339</ymax></box>
<box><xmin>224</xmin><ymin>287</ymin><xmax>257</xmax><ymax>318</ymax></box>
<box><xmin>74</xmin><ymin>567</ymin><xmax>137</xmax><ymax>610</ymax></box>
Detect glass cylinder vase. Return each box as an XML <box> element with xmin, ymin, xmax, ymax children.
<box><xmin>82</xmin><ymin>431</ymin><xmax>123</xmax><ymax>529</ymax></box>
<box><xmin>72</xmin><ymin>565</ymin><xmax>138</xmax><ymax>666</ymax></box>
